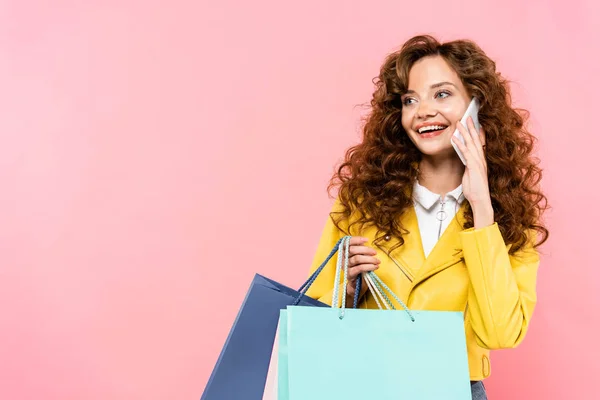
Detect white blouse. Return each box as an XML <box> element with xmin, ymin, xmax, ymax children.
<box><xmin>413</xmin><ymin>181</ymin><xmax>465</xmax><ymax>258</ymax></box>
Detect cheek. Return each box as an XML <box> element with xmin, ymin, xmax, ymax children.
<box><xmin>401</xmin><ymin>109</ymin><xmax>413</xmax><ymax>132</ymax></box>
<box><xmin>439</xmin><ymin>100</ymin><xmax>468</xmax><ymax>124</ymax></box>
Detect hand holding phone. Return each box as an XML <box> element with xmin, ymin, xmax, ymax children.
<box><xmin>451</xmin><ymin>97</ymin><xmax>481</xmax><ymax>165</ymax></box>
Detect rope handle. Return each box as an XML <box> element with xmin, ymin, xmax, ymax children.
<box><xmin>362</xmin><ymin>272</ymin><xmax>387</xmax><ymax>310</ymax></box>
<box><xmin>294</xmin><ymin>235</ymin><xmax>415</xmax><ymax>322</ymax></box>
<box><xmin>367</xmin><ymin>271</ymin><xmax>415</xmax><ymax>322</ymax></box>
<box><xmin>293</xmin><ymin>236</ymin><xmax>360</xmax><ymax>308</ymax></box>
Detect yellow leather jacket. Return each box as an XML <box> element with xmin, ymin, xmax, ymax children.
<box><xmin>305</xmin><ymin>199</ymin><xmax>540</xmax><ymax>380</ymax></box>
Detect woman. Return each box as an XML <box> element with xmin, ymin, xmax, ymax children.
<box><xmin>305</xmin><ymin>35</ymin><xmax>549</xmax><ymax>399</ymax></box>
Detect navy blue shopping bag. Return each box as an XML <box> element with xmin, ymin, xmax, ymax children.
<box><xmin>200</xmin><ymin>238</ymin><xmax>356</xmax><ymax>400</ymax></box>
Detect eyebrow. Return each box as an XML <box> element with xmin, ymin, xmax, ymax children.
<box><xmin>403</xmin><ymin>81</ymin><xmax>457</xmax><ymax>95</ymax></box>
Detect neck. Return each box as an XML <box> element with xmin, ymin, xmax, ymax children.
<box><xmin>417</xmin><ymin>154</ymin><xmax>464</xmax><ymax>196</ymax></box>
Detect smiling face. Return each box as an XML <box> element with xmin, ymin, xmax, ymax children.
<box><xmin>401</xmin><ymin>55</ymin><xmax>471</xmax><ymax>158</ymax></box>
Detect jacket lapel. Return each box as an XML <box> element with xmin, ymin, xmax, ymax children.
<box><xmin>411</xmin><ymin>202</ymin><xmax>468</xmax><ymax>287</ymax></box>
<box><xmin>373</xmin><ymin>202</ymin><xmax>468</xmax><ymax>288</ymax></box>
<box><xmin>375</xmin><ymin>207</ymin><xmax>424</xmax><ymax>282</ymax></box>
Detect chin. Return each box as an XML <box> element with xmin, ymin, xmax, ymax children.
<box><xmin>414</xmin><ymin>143</ymin><xmax>456</xmax><ymax>158</ymax></box>
<box><xmin>407</xmin><ymin>131</ymin><xmax>456</xmax><ymax>158</ymax></box>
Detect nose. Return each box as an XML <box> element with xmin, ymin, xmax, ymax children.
<box><xmin>416</xmin><ymin>99</ymin><xmax>437</xmax><ymax>119</ymax></box>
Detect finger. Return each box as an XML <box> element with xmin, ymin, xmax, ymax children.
<box><xmin>479</xmin><ymin>127</ymin><xmax>486</xmax><ymax>147</ymax></box>
<box><xmin>456</xmin><ymin>121</ymin><xmax>480</xmax><ymax>164</ymax></box>
<box><xmin>478</xmin><ymin>128</ymin><xmax>487</xmax><ymax>169</ymax></box>
<box><xmin>349</xmin><ymin>236</ymin><xmax>369</xmax><ymax>246</ymax></box>
<box><xmin>349</xmin><ymin>254</ymin><xmax>380</xmax><ymax>267</ymax></box>
<box><xmin>348</xmin><ymin>263</ymin><xmax>379</xmax><ymax>279</ymax></box>
<box><xmin>467</xmin><ymin>117</ymin><xmax>485</xmax><ymax>162</ymax></box>
<box><xmin>452</xmin><ymin>134</ymin><xmax>476</xmax><ymax>168</ymax></box>
<box><xmin>348</xmin><ymin>245</ymin><xmax>377</xmax><ymax>256</ymax></box>
<box><xmin>457</xmin><ymin>121</ymin><xmax>475</xmax><ymax>159</ymax></box>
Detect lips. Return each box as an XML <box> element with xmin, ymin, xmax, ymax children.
<box><xmin>415</xmin><ymin>122</ymin><xmax>450</xmax><ymax>139</ymax></box>
<box><xmin>419</xmin><ymin>126</ymin><xmax>448</xmax><ymax>139</ymax></box>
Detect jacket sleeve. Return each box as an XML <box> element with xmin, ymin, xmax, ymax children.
<box><xmin>304</xmin><ymin>200</ymin><xmax>347</xmax><ymax>306</ymax></box>
<box><xmin>460</xmin><ymin>222</ymin><xmax>540</xmax><ymax>349</ymax></box>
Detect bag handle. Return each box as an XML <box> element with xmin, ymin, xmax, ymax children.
<box><xmin>293</xmin><ymin>236</ymin><xmax>360</xmax><ymax>308</ymax></box>
<box><xmin>366</xmin><ymin>271</ymin><xmax>415</xmax><ymax>322</ymax></box>
<box><xmin>294</xmin><ymin>235</ymin><xmax>415</xmax><ymax>322</ymax></box>
<box><xmin>333</xmin><ymin>236</ymin><xmax>415</xmax><ymax>322</ymax></box>
<box><xmin>362</xmin><ymin>272</ymin><xmax>388</xmax><ymax>310</ymax></box>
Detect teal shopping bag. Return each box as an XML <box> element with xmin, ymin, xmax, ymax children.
<box><xmin>276</xmin><ymin>311</ymin><xmax>290</xmax><ymax>400</ymax></box>
<box><xmin>278</xmin><ymin>236</ymin><xmax>472</xmax><ymax>400</ymax></box>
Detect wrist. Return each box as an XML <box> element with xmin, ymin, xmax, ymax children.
<box><xmin>472</xmin><ymin>202</ymin><xmax>494</xmax><ymax>229</ymax></box>
<box><xmin>345</xmin><ymin>284</ymin><xmax>367</xmax><ymax>307</ymax></box>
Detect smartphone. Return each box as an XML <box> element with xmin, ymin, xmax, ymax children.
<box><xmin>451</xmin><ymin>97</ymin><xmax>481</xmax><ymax>165</ymax></box>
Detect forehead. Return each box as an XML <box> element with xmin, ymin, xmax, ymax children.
<box><xmin>407</xmin><ymin>55</ymin><xmax>462</xmax><ymax>89</ymax></box>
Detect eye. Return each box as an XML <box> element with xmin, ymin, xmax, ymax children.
<box><xmin>435</xmin><ymin>90</ymin><xmax>451</xmax><ymax>99</ymax></box>
<box><xmin>402</xmin><ymin>97</ymin><xmax>417</xmax><ymax>106</ymax></box>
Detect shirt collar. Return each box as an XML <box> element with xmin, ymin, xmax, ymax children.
<box><xmin>413</xmin><ymin>180</ymin><xmax>464</xmax><ymax>210</ymax></box>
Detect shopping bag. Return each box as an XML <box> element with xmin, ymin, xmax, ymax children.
<box><xmin>200</xmin><ymin>238</ymin><xmax>353</xmax><ymax>400</ymax></box>
<box><xmin>278</xmin><ymin>236</ymin><xmax>472</xmax><ymax>400</ymax></box>
<box><xmin>261</xmin><ymin>323</ymin><xmax>280</xmax><ymax>400</ymax></box>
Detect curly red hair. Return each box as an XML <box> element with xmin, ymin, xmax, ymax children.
<box><xmin>328</xmin><ymin>35</ymin><xmax>549</xmax><ymax>254</ymax></box>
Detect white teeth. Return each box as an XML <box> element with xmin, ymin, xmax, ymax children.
<box><xmin>418</xmin><ymin>125</ymin><xmax>447</xmax><ymax>133</ymax></box>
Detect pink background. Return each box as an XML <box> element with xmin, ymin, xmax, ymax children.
<box><xmin>0</xmin><ymin>1</ymin><xmax>597</xmax><ymax>399</ymax></box>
